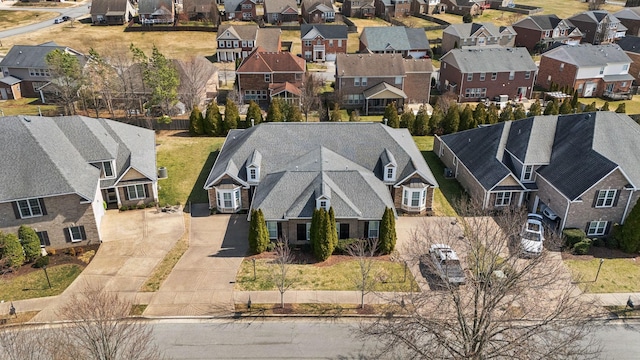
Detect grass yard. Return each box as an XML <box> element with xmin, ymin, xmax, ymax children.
<box><xmin>0</xmin><ymin>264</ymin><xmax>83</xmax><ymax>301</ymax></box>
<box><xmin>515</xmin><ymin>0</ymin><xmax>622</xmax><ymax>18</ymax></box>
<box><xmin>564</xmin><ymin>258</ymin><xmax>640</xmax><ymax>293</ymax></box>
<box><xmin>155</xmin><ymin>133</ymin><xmax>225</xmax><ymax>205</ymax></box>
<box><xmin>234</xmin><ymin>302</ymin><xmax>405</xmax><ymax>315</ymax></box>
<box><xmin>579</xmin><ymin>97</ymin><xmax>640</xmax><ymax>115</ymax></box>
<box><xmin>236</xmin><ymin>257</ymin><xmax>417</xmax><ymax>292</ymax></box>
<box><xmin>348</xmin><ymin>17</ymin><xmax>390</xmax><ymax>32</ymax></box>
<box><xmin>0</xmin><ymin>10</ymin><xmax>58</xmax><ymax>31</ymax></box>
<box><xmin>0</xmin><ymin>98</ymin><xmax>60</xmax><ymax>117</ymax></box>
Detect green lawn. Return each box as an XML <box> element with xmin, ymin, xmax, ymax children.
<box><xmin>156</xmin><ymin>135</ymin><xmax>225</xmax><ymax>206</ymax></box>
<box><xmin>579</xmin><ymin>97</ymin><xmax>640</xmax><ymax>115</ymax></box>
<box><xmin>236</xmin><ymin>257</ymin><xmax>417</xmax><ymax>292</ymax></box>
<box><xmin>564</xmin><ymin>258</ymin><xmax>640</xmax><ymax>293</ymax></box>
<box><xmin>0</xmin><ymin>264</ymin><xmax>83</xmax><ymax>301</ymax></box>
<box><xmin>0</xmin><ymin>98</ymin><xmax>60</xmax><ymax>117</ymax></box>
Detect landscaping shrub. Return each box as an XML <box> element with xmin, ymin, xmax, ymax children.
<box><xmin>34</xmin><ymin>255</ymin><xmax>50</xmax><ymax>268</ymax></box>
<box><xmin>120</xmin><ymin>206</ymin><xmax>128</xmax><ymax>212</ymax></box>
<box><xmin>563</xmin><ymin>228</ymin><xmax>586</xmax><ymax>248</ymax></box>
<box><xmin>573</xmin><ymin>239</ymin><xmax>592</xmax><ymax>255</ymax></box>
<box><xmin>18</xmin><ymin>225</ymin><xmax>41</xmax><ymax>263</ymax></box>
<box><xmin>248</xmin><ymin>209</ymin><xmax>269</xmax><ymax>254</ymax></box>
<box><xmin>592</xmin><ymin>238</ymin><xmax>605</xmax><ymax>247</ymax></box>
<box><xmin>1</xmin><ymin>233</ymin><xmax>25</xmax><ymax>268</ymax></box>
<box><xmin>266</xmin><ymin>241</ymin><xmax>276</xmax><ymax>252</ymax></box>
<box><xmin>605</xmin><ymin>236</ymin><xmax>619</xmax><ymax>250</ymax></box>
<box><xmin>68</xmin><ymin>247</ymin><xmax>76</xmax><ymax>257</ymax></box>
<box><xmin>335</xmin><ymin>238</ymin><xmax>357</xmax><ymax>255</ymax></box>
<box><xmin>137</xmin><ymin>203</ymin><xmax>146</xmax><ymax>209</ymax></box>
<box><xmin>379</xmin><ymin>207</ymin><xmax>397</xmax><ymax>254</ymax></box>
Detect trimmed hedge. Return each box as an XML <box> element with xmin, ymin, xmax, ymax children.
<box><xmin>563</xmin><ymin>228</ymin><xmax>586</xmax><ymax>248</ymax></box>
<box><xmin>573</xmin><ymin>239</ymin><xmax>592</xmax><ymax>255</ymax></box>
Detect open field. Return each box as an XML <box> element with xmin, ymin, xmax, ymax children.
<box><xmin>514</xmin><ymin>0</ymin><xmax>622</xmax><ymax>18</ymax></box>
<box><xmin>0</xmin><ymin>10</ymin><xmax>58</xmax><ymax>31</ymax></box>
<box><xmin>565</xmin><ymin>257</ymin><xmax>640</xmax><ymax>293</ymax></box>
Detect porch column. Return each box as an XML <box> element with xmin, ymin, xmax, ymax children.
<box><xmin>518</xmin><ymin>192</ymin><xmax>524</xmax><ymax>207</ymax></box>
<box><xmin>116</xmin><ymin>187</ymin><xmax>122</xmax><ymax>207</ymax></box>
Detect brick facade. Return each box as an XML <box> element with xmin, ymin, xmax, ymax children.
<box><xmin>237</xmin><ymin>72</ymin><xmax>303</xmax><ymax>104</ymax></box>
<box><xmin>301</xmin><ymin>36</ymin><xmax>348</xmax><ymax>62</ymax></box>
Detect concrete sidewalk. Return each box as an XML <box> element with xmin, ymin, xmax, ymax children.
<box><xmin>234</xmin><ymin>291</ymin><xmax>412</xmax><ymax>307</ymax></box>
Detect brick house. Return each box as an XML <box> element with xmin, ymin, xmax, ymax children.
<box><xmin>138</xmin><ymin>0</ymin><xmax>174</xmax><ymax>24</ymax></box>
<box><xmin>301</xmin><ymin>0</ymin><xmax>335</xmax><ymax>23</ymax></box>
<box><xmin>0</xmin><ymin>42</ymin><xmax>86</xmax><ymax>102</ymax></box>
<box><xmin>301</xmin><ymin>24</ymin><xmax>348</xmax><ymax>62</ymax></box>
<box><xmin>616</xmin><ymin>35</ymin><xmax>640</xmax><ymax>85</ymax></box>
<box><xmin>335</xmin><ymin>53</ymin><xmax>432</xmax><ymax>114</ymax></box>
<box><xmin>435</xmin><ymin>112</ymin><xmax>640</xmax><ymax>237</ymax></box>
<box><xmin>614</xmin><ymin>7</ymin><xmax>640</xmax><ymax>37</ymax></box>
<box><xmin>359</xmin><ymin>26</ymin><xmax>430</xmax><ymax>58</ymax></box>
<box><xmin>216</xmin><ymin>24</ymin><xmax>281</xmax><ymax>62</ymax></box>
<box><xmin>224</xmin><ymin>0</ymin><xmax>257</xmax><ymax>21</ymax></box>
<box><xmin>264</xmin><ymin>0</ymin><xmax>299</xmax><ymax>24</ymax></box>
<box><xmin>536</xmin><ymin>44</ymin><xmax>633</xmax><ymax>99</ymax></box>
<box><xmin>375</xmin><ymin>0</ymin><xmax>411</xmax><ymax>20</ymax></box>
<box><xmin>440</xmin><ymin>0</ymin><xmax>489</xmax><ymax>16</ymax></box>
<box><xmin>438</xmin><ymin>47</ymin><xmax>537</xmax><ymax>102</ymax></box>
<box><xmin>182</xmin><ymin>0</ymin><xmax>221</xmax><ymax>24</ymax></box>
<box><xmin>235</xmin><ymin>48</ymin><xmax>306</xmax><ymax>105</ymax></box>
<box><xmin>204</xmin><ymin>122</ymin><xmax>438</xmax><ymax>244</ymax></box>
<box><xmin>441</xmin><ymin>22</ymin><xmax>516</xmax><ymax>54</ymax></box>
<box><xmin>512</xmin><ymin>14</ymin><xmax>583</xmax><ymax>53</ymax></box>
<box><xmin>342</xmin><ymin>0</ymin><xmax>375</xmax><ymax>18</ymax></box>
<box><xmin>568</xmin><ymin>10</ymin><xmax>627</xmax><ymax>45</ymax></box>
<box><xmin>411</xmin><ymin>0</ymin><xmax>445</xmax><ymax>15</ymax></box>
<box><xmin>90</xmin><ymin>0</ymin><xmax>136</xmax><ymax>25</ymax></box>
<box><xmin>0</xmin><ymin>116</ymin><xmax>157</xmax><ymax>249</ymax></box>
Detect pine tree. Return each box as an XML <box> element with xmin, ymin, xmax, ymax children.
<box><xmin>246</xmin><ymin>100</ymin><xmax>263</xmax><ymax>126</ymax></box>
<box><xmin>224</xmin><ymin>98</ymin><xmax>239</xmax><ymax>134</ymax></box>
<box><xmin>600</xmin><ymin>101</ymin><xmax>610</xmax><ymax>111</ymax></box>
<box><xmin>1</xmin><ymin>233</ymin><xmax>25</xmax><ymax>268</ymax></box>
<box><xmin>248</xmin><ymin>209</ymin><xmax>260</xmax><ymax>253</ymax></box>
<box><xmin>18</xmin><ymin>225</ymin><xmax>41</xmax><ymax>263</ymax></box>
<box><xmin>203</xmin><ymin>101</ymin><xmax>221</xmax><ymax>136</ymax></box>
<box><xmin>189</xmin><ymin>106</ymin><xmax>204</xmax><ymax>135</ymax></box>
<box><xmin>485</xmin><ymin>103</ymin><xmax>499</xmax><ymax>124</ymax></box>
<box><xmin>458</xmin><ymin>104</ymin><xmax>475</xmax><ymax>131</ymax></box>
<box><xmin>583</xmin><ymin>102</ymin><xmax>598</xmax><ymax>112</ymax></box>
<box><xmin>620</xmin><ymin>201</ymin><xmax>640</xmax><ymax>253</ymax></box>
<box><xmin>328</xmin><ymin>207</ymin><xmax>338</xmax><ymax>254</ymax></box>
<box><xmin>513</xmin><ymin>103</ymin><xmax>527</xmax><ymax>120</ymax></box>
<box><xmin>400</xmin><ymin>111</ymin><xmax>415</xmax><ymax>132</ymax></box>
<box><xmin>256</xmin><ymin>209</ymin><xmax>270</xmax><ymax>253</ymax></box>
<box><xmin>429</xmin><ymin>106</ymin><xmax>444</xmax><ymax>134</ymax></box>
<box><xmin>499</xmin><ymin>105</ymin><xmax>514</xmax><ymax>122</ymax></box>
<box><xmin>310</xmin><ymin>208</ymin><xmax>320</xmax><ymax>251</ymax></box>
<box><xmin>384</xmin><ymin>102</ymin><xmax>399</xmax><ymax>128</ymax></box>
<box><xmin>571</xmin><ymin>89</ymin><xmax>579</xmax><ymax>109</ymax></box>
<box><xmin>473</xmin><ymin>102</ymin><xmax>487</xmax><ymax>125</ymax></box>
<box><xmin>379</xmin><ymin>207</ymin><xmax>397</xmax><ymax>254</ymax></box>
<box><xmin>527</xmin><ymin>100</ymin><xmax>542</xmax><ymax>116</ymax></box>
<box><xmin>330</xmin><ymin>103</ymin><xmax>342</xmax><ymax>122</ymax></box>
<box><xmin>442</xmin><ymin>102</ymin><xmax>460</xmax><ymax>133</ymax></box>
<box><xmin>615</xmin><ymin>102</ymin><xmax>626</xmax><ymax>113</ymax></box>
<box><xmin>266</xmin><ymin>98</ymin><xmax>284</xmax><ymax>122</ymax></box>
<box><xmin>413</xmin><ymin>106</ymin><xmax>429</xmax><ymax>136</ymax></box>
<box><xmin>543</xmin><ymin>99</ymin><xmax>559</xmax><ymax>115</ymax></box>
<box><xmin>320</xmin><ymin>209</ymin><xmax>333</xmax><ymax>260</ymax></box>
<box><xmin>312</xmin><ymin>209</ymin><xmax>332</xmax><ymax>261</ymax></box>
<box><xmin>559</xmin><ymin>98</ymin><xmax>573</xmax><ymax>114</ymax></box>
<box><xmin>287</xmin><ymin>104</ymin><xmax>304</xmax><ymax>122</ymax></box>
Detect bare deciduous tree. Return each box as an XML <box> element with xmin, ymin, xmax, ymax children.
<box><xmin>300</xmin><ymin>73</ymin><xmax>322</xmax><ymax>122</ymax></box>
<box><xmin>175</xmin><ymin>56</ymin><xmax>218</xmax><ymax>112</ymax></box>
<box><xmin>271</xmin><ymin>237</ymin><xmax>294</xmax><ymax>309</ymax></box>
<box><xmin>347</xmin><ymin>237</ymin><xmax>380</xmax><ymax>309</ymax></box>
<box><xmin>359</xmin><ymin>201</ymin><xmax>603</xmax><ymax>359</ymax></box>
<box><xmin>56</xmin><ymin>286</ymin><xmax>164</xmax><ymax>360</ymax></box>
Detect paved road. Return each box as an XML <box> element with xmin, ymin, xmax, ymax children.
<box><xmin>0</xmin><ymin>1</ymin><xmax>91</xmax><ymax>39</ymax></box>
<box><xmin>149</xmin><ymin>319</ymin><xmax>640</xmax><ymax>359</ymax></box>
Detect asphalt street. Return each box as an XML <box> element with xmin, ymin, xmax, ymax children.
<box><xmin>0</xmin><ymin>2</ymin><xmax>91</xmax><ymax>39</ymax></box>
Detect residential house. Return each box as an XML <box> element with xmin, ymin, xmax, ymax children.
<box><xmin>512</xmin><ymin>14</ymin><xmax>583</xmax><ymax>53</ymax></box>
<box><xmin>139</xmin><ymin>0</ymin><xmax>175</xmax><ymax>24</ymax></box>
<box><xmin>440</xmin><ymin>0</ymin><xmax>489</xmax><ymax>16</ymax></box>
<box><xmin>0</xmin><ymin>42</ymin><xmax>86</xmax><ymax>102</ymax></box>
<box><xmin>224</xmin><ymin>0</ymin><xmax>257</xmax><ymax>21</ymax></box>
<box><xmin>173</xmin><ymin>57</ymin><xmax>219</xmax><ymax>109</ymax></box>
<box><xmin>434</xmin><ymin>112</ymin><xmax>640</xmax><ymax>237</ymax></box>
<box><xmin>616</xmin><ymin>35</ymin><xmax>640</xmax><ymax>85</ymax></box>
<box><xmin>182</xmin><ymin>0</ymin><xmax>221</xmax><ymax>24</ymax></box>
<box><xmin>568</xmin><ymin>10</ymin><xmax>626</xmax><ymax>45</ymax></box>
<box><xmin>216</xmin><ymin>24</ymin><xmax>281</xmax><ymax>62</ymax></box>
<box><xmin>536</xmin><ymin>43</ymin><xmax>633</xmax><ymax>99</ymax></box>
<box><xmin>359</xmin><ymin>26</ymin><xmax>430</xmax><ymax>58</ymax></box>
<box><xmin>301</xmin><ymin>0</ymin><xmax>335</xmax><ymax>23</ymax></box>
<box><xmin>615</xmin><ymin>7</ymin><xmax>640</xmax><ymax>37</ymax></box>
<box><xmin>342</xmin><ymin>0</ymin><xmax>375</xmax><ymax>18</ymax></box>
<box><xmin>438</xmin><ymin>47</ymin><xmax>536</xmax><ymax>102</ymax></box>
<box><xmin>411</xmin><ymin>0</ymin><xmax>445</xmax><ymax>15</ymax></box>
<box><xmin>335</xmin><ymin>53</ymin><xmax>432</xmax><ymax>114</ymax></box>
<box><xmin>301</xmin><ymin>24</ymin><xmax>348</xmax><ymax>62</ymax></box>
<box><xmin>0</xmin><ymin>115</ymin><xmax>157</xmax><ymax>249</ymax></box>
<box><xmin>375</xmin><ymin>0</ymin><xmax>411</xmax><ymax>19</ymax></box>
<box><xmin>441</xmin><ymin>22</ymin><xmax>516</xmax><ymax>54</ymax></box>
<box><xmin>235</xmin><ymin>48</ymin><xmax>306</xmax><ymax>105</ymax></box>
<box><xmin>204</xmin><ymin>122</ymin><xmax>439</xmax><ymax>244</ymax></box>
<box><xmin>264</xmin><ymin>0</ymin><xmax>299</xmax><ymax>24</ymax></box>
<box><xmin>90</xmin><ymin>0</ymin><xmax>136</xmax><ymax>25</ymax></box>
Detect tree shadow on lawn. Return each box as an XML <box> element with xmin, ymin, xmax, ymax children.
<box><xmin>186</xmin><ymin>150</ymin><xmax>220</xmax><ymax>210</ymax></box>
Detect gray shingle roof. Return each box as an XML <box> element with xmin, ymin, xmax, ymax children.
<box><xmin>440</xmin><ymin>47</ymin><xmax>537</xmax><ymax>73</ymax></box>
<box><xmin>337</xmin><ymin>53</ymin><xmax>433</xmax><ymax>77</ymax></box>
<box><xmin>444</xmin><ymin>22</ymin><xmax>511</xmax><ymax>38</ymax></box>
<box><xmin>613</xmin><ymin>35</ymin><xmax>640</xmax><ymax>54</ymax></box>
<box><xmin>300</xmin><ymin>24</ymin><xmax>348</xmax><ymax>39</ymax></box>
<box><xmin>205</xmin><ymin>122</ymin><xmax>437</xmax><ymax>220</ymax></box>
<box><xmin>90</xmin><ymin>0</ymin><xmax>131</xmax><ymax>15</ymax></box>
<box><xmin>0</xmin><ymin>115</ymin><xmax>156</xmax><ymax>203</ymax></box>
<box><xmin>360</xmin><ymin>26</ymin><xmax>429</xmax><ymax>52</ymax></box>
<box><xmin>0</xmin><ymin>43</ymin><xmax>85</xmax><ymax>70</ymax></box>
<box><xmin>542</xmin><ymin>43</ymin><xmax>631</xmax><ymax>67</ymax></box>
<box><xmin>139</xmin><ymin>0</ymin><xmax>173</xmax><ymax>14</ymax></box>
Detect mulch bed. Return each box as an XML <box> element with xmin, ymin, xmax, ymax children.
<box><xmin>1</xmin><ymin>244</ymin><xmax>99</xmax><ymax>279</ymax></box>
<box><xmin>561</xmin><ymin>247</ymin><xmax>639</xmax><ymax>261</ymax></box>
<box><xmin>246</xmin><ymin>250</ymin><xmax>392</xmax><ymax>267</ymax></box>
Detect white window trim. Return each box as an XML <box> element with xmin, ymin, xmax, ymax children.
<box><xmin>247</xmin><ymin>166</ymin><xmax>259</xmax><ymax>182</ymax></box>
<box><xmin>17</xmin><ymin>198</ymin><xmax>43</xmax><ymax>219</ymax></box>
<box><xmin>317</xmin><ymin>198</ymin><xmax>330</xmax><ymax>210</ymax></box>
<box><xmin>595</xmin><ymin>189</ymin><xmax>616</xmax><ymax>208</ymax></box>
<box><xmin>368</xmin><ymin>220</ymin><xmax>379</xmax><ymax>238</ymax></box>
<box><xmin>126</xmin><ymin>184</ymin><xmax>146</xmax><ymax>200</ymax></box>
<box><xmin>495</xmin><ymin>191</ymin><xmax>511</xmax><ymax>207</ymax></box>
<box><xmin>384</xmin><ymin>165</ymin><xmax>396</xmax><ymax>182</ymax></box>
<box><xmin>102</xmin><ymin>161</ymin><xmax>116</xmax><ymax>179</ymax></box>
<box><xmin>587</xmin><ymin>221</ymin><xmax>607</xmax><ymax>236</ymax></box>
<box><xmin>69</xmin><ymin>226</ymin><xmax>83</xmax><ymax>243</ymax></box>
<box><xmin>522</xmin><ymin>164</ymin><xmax>534</xmax><ymax>182</ymax></box>
<box><xmin>216</xmin><ymin>187</ymin><xmax>242</xmax><ymax>211</ymax></box>
<box><xmin>402</xmin><ymin>187</ymin><xmax>427</xmax><ymax>211</ymax></box>
<box><xmin>266</xmin><ymin>221</ymin><xmax>278</xmax><ymax>239</ymax></box>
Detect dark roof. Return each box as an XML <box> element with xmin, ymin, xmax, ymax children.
<box><xmin>300</xmin><ymin>24</ymin><xmax>348</xmax><ymax>39</ymax></box>
<box><xmin>336</xmin><ymin>53</ymin><xmax>432</xmax><ymax>77</ymax></box>
<box><xmin>138</xmin><ymin>0</ymin><xmax>174</xmax><ymax>14</ymax></box>
<box><xmin>617</xmin><ymin>35</ymin><xmax>640</xmax><ymax>54</ymax></box>
<box><xmin>0</xmin><ymin>43</ymin><xmax>85</xmax><ymax>70</ymax></box>
<box><xmin>90</xmin><ymin>0</ymin><xmax>132</xmax><ymax>15</ymax></box>
<box><xmin>360</xmin><ymin>26</ymin><xmax>429</xmax><ymax>52</ymax></box>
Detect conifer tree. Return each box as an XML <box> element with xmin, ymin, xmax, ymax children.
<box><xmin>330</xmin><ymin>103</ymin><xmax>342</xmax><ymax>122</ymax></box>
<box><xmin>18</xmin><ymin>225</ymin><xmax>41</xmax><ymax>263</ymax></box>
<box><xmin>459</xmin><ymin>104</ymin><xmax>475</xmax><ymax>131</ymax></box>
<box><xmin>379</xmin><ymin>207</ymin><xmax>397</xmax><ymax>254</ymax></box>
<box><xmin>620</xmin><ymin>201</ymin><xmax>640</xmax><ymax>253</ymax></box>
<box><xmin>224</xmin><ymin>98</ymin><xmax>239</xmax><ymax>134</ymax></box>
<box><xmin>499</xmin><ymin>105</ymin><xmax>514</xmax><ymax>122</ymax></box>
<box><xmin>246</xmin><ymin>100</ymin><xmax>263</xmax><ymax>126</ymax></box>
<box><xmin>570</xmin><ymin>89</ymin><xmax>579</xmax><ymax>109</ymax></box>
<box><xmin>583</xmin><ymin>102</ymin><xmax>598</xmax><ymax>112</ymax></box>
<box><xmin>328</xmin><ymin>207</ymin><xmax>338</xmax><ymax>253</ymax></box>
<box><xmin>413</xmin><ymin>106</ymin><xmax>429</xmax><ymax>136</ymax></box>
<box><xmin>400</xmin><ymin>111</ymin><xmax>415</xmax><ymax>132</ymax></box>
<box><xmin>485</xmin><ymin>103</ymin><xmax>499</xmax><ymax>124</ymax></box>
<box><xmin>384</xmin><ymin>102</ymin><xmax>399</xmax><ymax>128</ymax></box>
<box><xmin>559</xmin><ymin>98</ymin><xmax>573</xmax><ymax>114</ymax></box>
<box><xmin>473</xmin><ymin>102</ymin><xmax>487</xmax><ymax>125</ymax></box>
<box><xmin>256</xmin><ymin>209</ymin><xmax>270</xmax><ymax>253</ymax></box>
<box><xmin>1</xmin><ymin>233</ymin><xmax>24</xmax><ymax>268</ymax></box>
<box><xmin>188</xmin><ymin>106</ymin><xmax>204</xmax><ymax>135</ymax></box>
<box><xmin>287</xmin><ymin>103</ymin><xmax>303</xmax><ymax>122</ymax></box>
<box><xmin>203</xmin><ymin>100</ymin><xmax>221</xmax><ymax>136</ymax></box>
<box><xmin>615</xmin><ymin>102</ymin><xmax>626</xmax><ymax>113</ymax></box>
<box><xmin>266</xmin><ymin>98</ymin><xmax>285</xmax><ymax>122</ymax></box>
<box><xmin>527</xmin><ymin>100</ymin><xmax>542</xmax><ymax>116</ymax></box>
<box><xmin>429</xmin><ymin>106</ymin><xmax>444</xmax><ymax>134</ymax></box>
<box><xmin>513</xmin><ymin>103</ymin><xmax>527</xmax><ymax>120</ymax></box>
<box><xmin>442</xmin><ymin>102</ymin><xmax>460</xmax><ymax>133</ymax></box>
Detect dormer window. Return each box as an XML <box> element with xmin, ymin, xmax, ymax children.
<box><xmin>317</xmin><ymin>197</ymin><xmax>330</xmax><ymax>210</ymax></box>
<box><xmin>102</xmin><ymin>161</ymin><xmax>115</xmax><ymax>179</ymax></box>
<box><xmin>247</xmin><ymin>150</ymin><xmax>262</xmax><ymax>183</ymax></box>
<box><xmin>385</xmin><ymin>166</ymin><xmax>396</xmax><ymax>182</ymax></box>
<box><xmin>522</xmin><ymin>165</ymin><xmax>534</xmax><ymax>182</ymax></box>
<box><xmin>382</xmin><ymin>149</ymin><xmax>397</xmax><ymax>182</ymax></box>
<box><xmin>248</xmin><ymin>166</ymin><xmax>259</xmax><ymax>182</ymax></box>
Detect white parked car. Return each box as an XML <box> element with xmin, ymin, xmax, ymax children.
<box><xmin>428</xmin><ymin>244</ymin><xmax>466</xmax><ymax>285</ymax></box>
<box><xmin>519</xmin><ymin>214</ymin><xmax>545</xmax><ymax>257</ymax></box>
<box><xmin>540</xmin><ymin>204</ymin><xmax>558</xmax><ymax>221</ymax></box>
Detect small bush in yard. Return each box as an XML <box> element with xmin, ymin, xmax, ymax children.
<box><xmin>573</xmin><ymin>239</ymin><xmax>592</xmax><ymax>255</ymax></box>
<box><xmin>605</xmin><ymin>236</ymin><xmax>619</xmax><ymax>250</ymax></box>
<box><xmin>34</xmin><ymin>255</ymin><xmax>50</xmax><ymax>268</ymax></box>
<box><xmin>18</xmin><ymin>225</ymin><xmax>41</xmax><ymax>262</ymax></box>
<box><xmin>563</xmin><ymin>229</ymin><xmax>586</xmax><ymax>248</ymax></box>
<box><xmin>335</xmin><ymin>238</ymin><xmax>357</xmax><ymax>255</ymax></box>
<box><xmin>266</xmin><ymin>241</ymin><xmax>276</xmax><ymax>252</ymax></box>
<box><xmin>1</xmin><ymin>233</ymin><xmax>25</xmax><ymax>268</ymax></box>
<box><xmin>592</xmin><ymin>238</ymin><xmax>605</xmax><ymax>247</ymax></box>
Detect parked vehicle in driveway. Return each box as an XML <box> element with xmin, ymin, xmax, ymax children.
<box><xmin>540</xmin><ymin>204</ymin><xmax>558</xmax><ymax>221</ymax></box>
<box><xmin>519</xmin><ymin>214</ymin><xmax>545</xmax><ymax>257</ymax></box>
<box><xmin>54</xmin><ymin>18</ymin><xmax>64</xmax><ymax>24</ymax></box>
<box><xmin>428</xmin><ymin>244</ymin><xmax>466</xmax><ymax>285</ymax></box>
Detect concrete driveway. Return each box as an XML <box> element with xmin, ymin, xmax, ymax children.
<box><xmin>144</xmin><ymin>205</ymin><xmax>248</xmax><ymax>316</ymax></box>
<box><xmin>30</xmin><ymin>208</ymin><xmax>185</xmax><ymax>322</ymax></box>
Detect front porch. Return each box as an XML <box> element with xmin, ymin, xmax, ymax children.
<box><xmin>363</xmin><ymin>82</ymin><xmax>407</xmax><ymax>115</ymax></box>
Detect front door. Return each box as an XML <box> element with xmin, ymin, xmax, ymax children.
<box><xmin>106</xmin><ymin>188</ymin><xmax>118</xmax><ymax>203</ymax></box>
<box><xmin>584</xmin><ymin>82</ymin><xmax>596</xmax><ymax>97</ymax></box>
